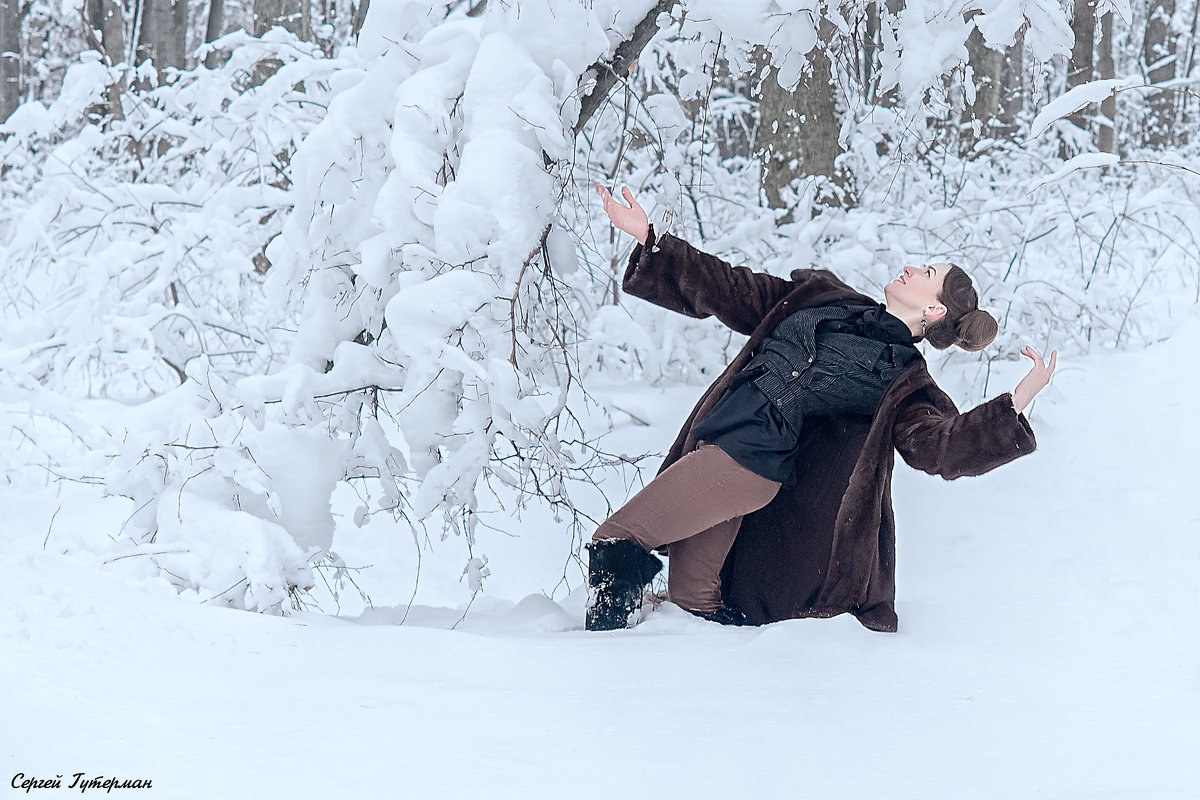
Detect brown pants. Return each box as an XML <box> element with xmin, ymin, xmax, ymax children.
<box><xmin>592</xmin><ymin>443</ymin><xmax>781</xmax><ymax>613</ymax></box>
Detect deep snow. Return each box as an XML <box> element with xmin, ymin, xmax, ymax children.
<box><xmin>3</xmin><ymin>314</ymin><xmax>1198</xmax><ymax>800</ymax></box>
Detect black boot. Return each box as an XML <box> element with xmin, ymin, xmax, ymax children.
<box><xmin>686</xmin><ymin>606</ymin><xmax>749</xmax><ymax>626</ymax></box>
<box><xmin>585</xmin><ymin>539</ymin><xmax>663</xmax><ymax>631</ymax></box>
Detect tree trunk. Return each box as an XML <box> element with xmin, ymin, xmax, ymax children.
<box><xmin>351</xmin><ymin>0</ymin><xmax>369</xmax><ymax>38</ymax></box>
<box><xmin>752</xmin><ymin>29</ymin><xmax>853</xmax><ymax>219</ymax></box>
<box><xmin>1177</xmin><ymin>0</ymin><xmax>1199</xmax><ymax>144</ymax></box>
<box><xmin>249</xmin><ymin>0</ymin><xmax>311</xmax><ymax>87</ymax></box>
<box><xmin>134</xmin><ymin>0</ymin><xmax>156</xmax><ymax>66</ymax></box>
<box><xmin>964</xmin><ymin>17</ymin><xmax>1005</xmax><ymax>149</ymax></box>
<box><xmin>253</xmin><ymin>0</ymin><xmax>312</xmax><ymax>40</ymax></box>
<box><xmin>83</xmin><ymin>0</ymin><xmax>126</xmax><ymax>118</ymax></box>
<box><xmin>171</xmin><ymin>0</ymin><xmax>188</xmax><ymax>67</ymax></box>
<box><xmin>0</xmin><ymin>0</ymin><xmax>18</xmax><ymax>122</ymax></box>
<box><xmin>1097</xmin><ymin>12</ymin><xmax>1116</xmax><ymax>153</ymax></box>
<box><xmin>875</xmin><ymin>0</ymin><xmax>905</xmax><ymax>107</ymax></box>
<box><xmin>86</xmin><ymin>0</ymin><xmax>125</xmax><ymax>66</ymax></box>
<box><xmin>997</xmin><ymin>34</ymin><xmax>1025</xmax><ymax>135</ymax></box>
<box><xmin>204</xmin><ymin>0</ymin><xmax>225</xmax><ymax>68</ymax></box>
<box><xmin>1143</xmin><ymin>0</ymin><xmax>1178</xmax><ymax>146</ymax></box>
<box><xmin>861</xmin><ymin>2</ymin><xmax>879</xmax><ymax>102</ymax></box>
<box><xmin>101</xmin><ymin>0</ymin><xmax>125</xmax><ymax>65</ymax></box>
<box><xmin>136</xmin><ymin>0</ymin><xmax>187</xmax><ymax>69</ymax></box>
<box><xmin>1067</xmin><ymin>0</ymin><xmax>1096</xmax><ymax>130</ymax></box>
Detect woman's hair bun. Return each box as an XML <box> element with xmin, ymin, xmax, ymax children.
<box><xmin>954</xmin><ymin>309</ymin><xmax>998</xmax><ymax>352</ymax></box>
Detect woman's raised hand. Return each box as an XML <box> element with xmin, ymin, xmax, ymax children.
<box><xmin>1011</xmin><ymin>346</ymin><xmax>1057</xmax><ymax>415</ymax></box>
<box><xmin>595</xmin><ymin>184</ymin><xmax>649</xmax><ymax>245</ymax></box>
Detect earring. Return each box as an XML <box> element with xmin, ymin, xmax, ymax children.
<box><xmin>920</xmin><ymin>316</ymin><xmax>928</xmax><ymax>334</ymax></box>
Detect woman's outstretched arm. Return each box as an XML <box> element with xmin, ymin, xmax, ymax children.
<box><xmin>595</xmin><ymin>184</ymin><xmax>800</xmax><ymax>335</ymax></box>
<box><xmin>893</xmin><ymin>387</ymin><xmax>1038</xmax><ymax>480</ymax></box>
<box><xmin>894</xmin><ymin>347</ymin><xmax>1055</xmax><ymax>479</ymax></box>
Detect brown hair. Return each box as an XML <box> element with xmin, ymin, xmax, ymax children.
<box><xmin>923</xmin><ymin>264</ymin><xmax>998</xmax><ymax>352</ymax></box>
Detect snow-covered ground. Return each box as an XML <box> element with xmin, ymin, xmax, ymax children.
<box><xmin>3</xmin><ymin>314</ymin><xmax>1198</xmax><ymax>799</ymax></box>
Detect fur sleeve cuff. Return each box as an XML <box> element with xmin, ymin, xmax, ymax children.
<box><xmin>947</xmin><ymin>393</ymin><xmax>1038</xmax><ymax>478</ymax></box>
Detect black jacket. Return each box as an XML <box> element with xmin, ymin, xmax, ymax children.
<box><xmin>749</xmin><ymin>303</ymin><xmax>919</xmax><ymax>419</ymax></box>
<box><xmin>692</xmin><ymin>302</ymin><xmax>918</xmax><ymax>482</ymax></box>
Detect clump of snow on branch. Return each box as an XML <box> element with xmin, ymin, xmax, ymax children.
<box><xmin>1029</xmin><ymin>78</ymin><xmax>1140</xmax><ymax>139</ymax></box>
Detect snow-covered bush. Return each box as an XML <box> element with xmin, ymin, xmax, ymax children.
<box><xmin>98</xmin><ymin>358</ymin><xmax>334</xmax><ymax>612</ymax></box>
<box><xmin>0</xmin><ymin>30</ymin><xmax>351</xmax><ymax>609</ymax></box>
<box><xmin>0</xmin><ymin>30</ymin><xmax>340</xmax><ymax>399</ymax></box>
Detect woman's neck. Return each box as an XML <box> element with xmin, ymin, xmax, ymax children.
<box><xmin>884</xmin><ymin>301</ymin><xmax>924</xmax><ymax>339</ymax></box>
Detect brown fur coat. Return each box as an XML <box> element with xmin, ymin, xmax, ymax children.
<box><xmin>623</xmin><ymin>231</ymin><xmax>1037</xmax><ymax>632</ymax></box>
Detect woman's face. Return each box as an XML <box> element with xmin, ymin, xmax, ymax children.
<box><xmin>884</xmin><ymin>264</ymin><xmax>948</xmax><ymax>320</ymax></box>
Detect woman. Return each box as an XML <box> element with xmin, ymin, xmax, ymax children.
<box><xmin>587</xmin><ymin>185</ymin><xmax>1057</xmax><ymax>632</ymax></box>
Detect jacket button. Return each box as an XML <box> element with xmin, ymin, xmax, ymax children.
<box><xmin>791</xmin><ymin>370</ymin><xmax>800</xmax><ymax>377</ymax></box>
<box><xmin>807</xmin><ymin>356</ymin><xmax>814</xmax><ymax>363</ymax></box>
<box><xmin>776</xmin><ymin>399</ymin><xmax>783</xmax><ymax>407</ymax></box>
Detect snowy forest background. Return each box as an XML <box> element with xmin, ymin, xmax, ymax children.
<box><xmin>1</xmin><ymin>0</ymin><xmax>1198</xmax><ymax>616</ymax></box>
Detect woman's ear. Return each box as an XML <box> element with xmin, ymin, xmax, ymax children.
<box><xmin>926</xmin><ymin>303</ymin><xmax>947</xmax><ymax>321</ymax></box>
